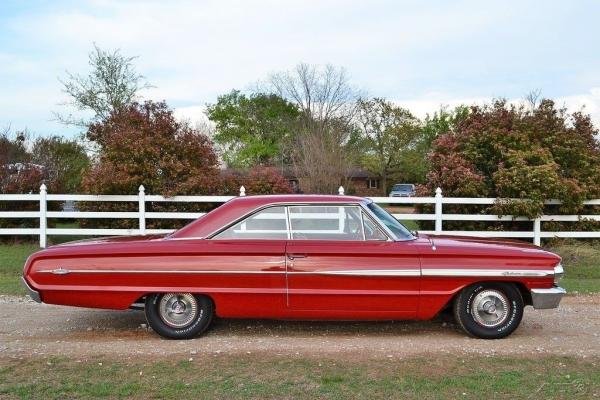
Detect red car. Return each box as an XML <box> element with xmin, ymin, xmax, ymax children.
<box><xmin>22</xmin><ymin>195</ymin><xmax>565</xmax><ymax>340</ymax></box>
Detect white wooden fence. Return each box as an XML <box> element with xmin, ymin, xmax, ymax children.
<box><xmin>1</xmin><ymin>184</ymin><xmax>599</xmax><ymax>248</ymax></box>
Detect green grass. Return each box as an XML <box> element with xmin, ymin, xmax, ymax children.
<box><xmin>0</xmin><ymin>242</ymin><xmax>39</xmax><ymax>296</ymax></box>
<box><xmin>547</xmin><ymin>241</ymin><xmax>600</xmax><ymax>294</ymax></box>
<box><xmin>0</xmin><ymin>354</ymin><xmax>598</xmax><ymax>399</ymax></box>
<box><xmin>399</xmin><ymin>220</ymin><xmax>420</xmax><ymax>231</ymax></box>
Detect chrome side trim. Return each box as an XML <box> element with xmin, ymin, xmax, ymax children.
<box><xmin>308</xmin><ymin>269</ymin><xmax>420</xmax><ymax>276</ymax></box>
<box><xmin>36</xmin><ymin>268</ymin><xmax>420</xmax><ymax>276</ymax></box>
<box><xmin>531</xmin><ymin>286</ymin><xmax>566</xmax><ymax>309</ymax></box>
<box><xmin>38</xmin><ymin>269</ymin><xmax>284</xmax><ymax>274</ymax></box>
<box><xmin>422</xmin><ymin>269</ymin><xmax>554</xmax><ymax>277</ymax></box>
<box><xmin>37</xmin><ymin>268</ymin><xmax>554</xmax><ymax>277</ymax></box>
<box><xmin>52</xmin><ymin>268</ymin><xmax>70</xmax><ymax>275</ymax></box>
<box><xmin>21</xmin><ymin>277</ymin><xmax>41</xmax><ymax>303</ymax></box>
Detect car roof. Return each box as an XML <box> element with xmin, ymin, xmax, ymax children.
<box><xmin>170</xmin><ymin>194</ymin><xmax>368</xmax><ymax>239</ymax></box>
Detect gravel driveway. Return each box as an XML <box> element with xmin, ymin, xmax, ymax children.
<box><xmin>1</xmin><ymin>295</ymin><xmax>599</xmax><ymax>361</ymax></box>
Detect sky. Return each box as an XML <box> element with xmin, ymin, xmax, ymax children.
<box><xmin>1</xmin><ymin>0</ymin><xmax>600</xmax><ymax>137</ymax></box>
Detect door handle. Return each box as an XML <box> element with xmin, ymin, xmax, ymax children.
<box><xmin>287</xmin><ymin>254</ymin><xmax>307</xmax><ymax>260</ymax></box>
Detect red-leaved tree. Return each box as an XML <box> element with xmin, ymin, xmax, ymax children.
<box><xmin>419</xmin><ymin>100</ymin><xmax>600</xmax><ymax>231</ymax></box>
<box><xmin>80</xmin><ymin>101</ymin><xmax>221</xmax><ymax>229</ymax></box>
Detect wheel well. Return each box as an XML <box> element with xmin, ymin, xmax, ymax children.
<box><xmin>130</xmin><ymin>293</ymin><xmax>217</xmax><ymax>311</ymax></box>
<box><xmin>441</xmin><ymin>281</ymin><xmax>532</xmax><ymax>312</ymax></box>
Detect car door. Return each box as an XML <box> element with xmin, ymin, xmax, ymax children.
<box><xmin>285</xmin><ymin>204</ymin><xmax>420</xmax><ymax>315</ymax></box>
<box><xmin>208</xmin><ymin>206</ymin><xmax>288</xmax><ymax>316</ymax></box>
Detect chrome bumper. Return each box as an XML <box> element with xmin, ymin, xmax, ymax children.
<box><xmin>21</xmin><ymin>277</ymin><xmax>41</xmax><ymax>303</ymax></box>
<box><xmin>531</xmin><ymin>286</ymin><xmax>566</xmax><ymax>309</ymax></box>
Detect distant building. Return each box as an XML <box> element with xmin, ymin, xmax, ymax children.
<box><xmin>222</xmin><ymin>166</ymin><xmax>381</xmax><ymax>196</ymax></box>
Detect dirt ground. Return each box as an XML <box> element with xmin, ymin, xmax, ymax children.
<box><xmin>1</xmin><ymin>295</ymin><xmax>599</xmax><ymax>361</ymax></box>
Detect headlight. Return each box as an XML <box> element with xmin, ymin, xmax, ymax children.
<box><xmin>554</xmin><ymin>263</ymin><xmax>564</xmax><ymax>284</ymax></box>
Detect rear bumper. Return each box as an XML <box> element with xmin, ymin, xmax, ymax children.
<box><xmin>531</xmin><ymin>286</ymin><xmax>566</xmax><ymax>309</ymax></box>
<box><xmin>21</xmin><ymin>277</ymin><xmax>41</xmax><ymax>303</ymax></box>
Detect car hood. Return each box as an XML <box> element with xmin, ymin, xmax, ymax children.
<box><xmin>419</xmin><ymin>233</ymin><xmax>560</xmax><ymax>260</ymax></box>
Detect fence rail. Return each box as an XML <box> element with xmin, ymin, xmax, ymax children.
<box><xmin>1</xmin><ymin>184</ymin><xmax>599</xmax><ymax>248</ymax></box>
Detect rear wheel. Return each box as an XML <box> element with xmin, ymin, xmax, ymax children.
<box><xmin>145</xmin><ymin>293</ymin><xmax>213</xmax><ymax>339</ymax></box>
<box><xmin>453</xmin><ymin>283</ymin><xmax>523</xmax><ymax>339</ymax></box>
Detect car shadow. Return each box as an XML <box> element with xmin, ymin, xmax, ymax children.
<box><xmin>39</xmin><ymin>307</ymin><xmax>461</xmax><ymax>339</ymax></box>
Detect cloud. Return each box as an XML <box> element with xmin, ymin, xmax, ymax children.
<box><xmin>394</xmin><ymin>92</ymin><xmax>492</xmax><ymax>119</ymax></box>
<box><xmin>557</xmin><ymin>88</ymin><xmax>600</xmax><ymax>127</ymax></box>
<box><xmin>173</xmin><ymin>104</ymin><xmax>210</xmax><ymax>127</ymax></box>
<box><xmin>1</xmin><ymin>1</ymin><xmax>600</xmax><ymax>135</ymax></box>
<box><xmin>394</xmin><ymin>89</ymin><xmax>600</xmax><ymax>129</ymax></box>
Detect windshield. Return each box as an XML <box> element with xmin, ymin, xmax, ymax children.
<box><xmin>367</xmin><ymin>203</ymin><xmax>414</xmax><ymax>240</ymax></box>
<box><xmin>393</xmin><ymin>184</ymin><xmax>413</xmax><ymax>191</ymax></box>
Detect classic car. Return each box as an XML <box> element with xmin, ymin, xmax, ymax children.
<box><xmin>22</xmin><ymin>195</ymin><xmax>565</xmax><ymax>340</ymax></box>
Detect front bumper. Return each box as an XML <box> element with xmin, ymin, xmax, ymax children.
<box><xmin>21</xmin><ymin>277</ymin><xmax>41</xmax><ymax>303</ymax></box>
<box><xmin>531</xmin><ymin>286</ymin><xmax>566</xmax><ymax>309</ymax></box>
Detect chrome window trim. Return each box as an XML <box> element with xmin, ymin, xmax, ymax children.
<box><xmin>206</xmin><ymin>201</ymin><xmax>396</xmax><ymax>242</ymax></box>
<box><xmin>359</xmin><ymin>201</ymin><xmax>403</xmax><ymax>241</ymax></box>
<box><xmin>362</xmin><ymin>200</ymin><xmax>416</xmax><ymax>242</ymax></box>
<box><xmin>284</xmin><ymin>205</ymin><xmax>292</xmax><ymax>240</ymax></box>
<box><xmin>360</xmin><ymin>209</ymin><xmax>389</xmax><ymax>242</ymax></box>
<box><xmin>359</xmin><ymin>208</ymin><xmax>367</xmax><ymax>241</ymax></box>
<box><xmin>211</xmin><ymin>204</ymin><xmax>289</xmax><ymax>240</ymax></box>
<box><xmin>287</xmin><ymin>204</ymin><xmax>365</xmax><ymax>241</ymax></box>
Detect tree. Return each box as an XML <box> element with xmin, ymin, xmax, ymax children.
<box><xmin>263</xmin><ymin>63</ymin><xmax>361</xmax><ymax>193</ymax></box>
<box><xmin>218</xmin><ymin>166</ymin><xmax>293</xmax><ymax>195</ymax></box>
<box><xmin>82</xmin><ymin>101</ymin><xmax>219</xmax><ymax>197</ymax></box>
<box><xmin>398</xmin><ymin>105</ymin><xmax>469</xmax><ymax>184</ymax></box>
<box><xmin>422</xmin><ymin>99</ymin><xmax>600</xmax><ymax>226</ymax></box>
<box><xmin>31</xmin><ymin>136</ymin><xmax>89</xmax><ymax>192</ymax></box>
<box><xmin>0</xmin><ymin>127</ymin><xmax>28</xmax><ymax>166</ymax></box>
<box><xmin>79</xmin><ymin>101</ymin><xmax>221</xmax><ymax>229</ymax></box>
<box><xmin>267</xmin><ymin>63</ymin><xmax>358</xmax><ymax>126</ymax></box>
<box><xmin>206</xmin><ymin>90</ymin><xmax>300</xmax><ymax>168</ymax></box>
<box><xmin>0</xmin><ymin>129</ymin><xmax>68</xmax><ymax>232</ymax></box>
<box><xmin>356</xmin><ymin>98</ymin><xmax>421</xmax><ymax>194</ymax></box>
<box><xmin>56</xmin><ymin>44</ymin><xmax>151</xmax><ymax>127</ymax></box>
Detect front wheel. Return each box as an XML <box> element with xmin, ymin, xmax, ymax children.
<box><xmin>145</xmin><ymin>293</ymin><xmax>213</xmax><ymax>339</ymax></box>
<box><xmin>453</xmin><ymin>283</ymin><xmax>524</xmax><ymax>339</ymax></box>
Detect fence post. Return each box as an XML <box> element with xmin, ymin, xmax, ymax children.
<box><xmin>239</xmin><ymin>186</ymin><xmax>246</xmax><ymax>196</ymax></box>
<box><xmin>434</xmin><ymin>187</ymin><xmax>443</xmax><ymax>233</ymax></box>
<box><xmin>338</xmin><ymin>186</ymin><xmax>345</xmax><ymax>195</ymax></box>
<box><xmin>39</xmin><ymin>184</ymin><xmax>47</xmax><ymax>248</ymax></box>
<box><xmin>533</xmin><ymin>218</ymin><xmax>541</xmax><ymax>246</ymax></box>
<box><xmin>138</xmin><ymin>185</ymin><xmax>146</xmax><ymax>235</ymax></box>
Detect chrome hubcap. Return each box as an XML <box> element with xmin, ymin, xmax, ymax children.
<box><xmin>158</xmin><ymin>293</ymin><xmax>198</xmax><ymax>328</ymax></box>
<box><xmin>471</xmin><ymin>289</ymin><xmax>510</xmax><ymax>328</ymax></box>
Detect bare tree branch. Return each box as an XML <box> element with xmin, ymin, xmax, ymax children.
<box><xmin>55</xmin><ymin>44</ymin><xmax>152</xmax><ymax>127</ymax></box>
<box><xmin>260</xmin><ymin>63</ymin><xmax>361</xmax><ymax>193</ymax></box>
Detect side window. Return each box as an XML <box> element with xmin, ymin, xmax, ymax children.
<box><xmin>288</xmin><ymin>206</ymin><xmax>364</xmax><ymax>241</ymax></box>
<box><xmin>213</xmin><ymin>206</ymin><xmax>288</xmax><ymax>240</ymax></box>
<box><xmin>362</xmin><ymin>212</ymin><xmax>388</xmax><ymax>241</ymax></box>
